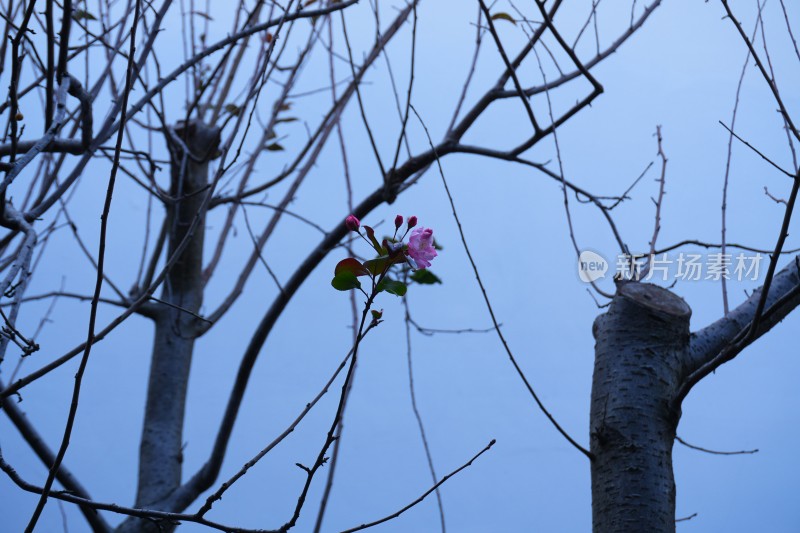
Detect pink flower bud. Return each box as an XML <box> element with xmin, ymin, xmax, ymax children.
<box><xmin>395</xmin><ymin>215</ymin><xmax>404</xmax><ymax>229</ymax></box>
<box><xmin>407</xmin><ymin>215</ymin><xmax>418</xmax><ymax>229</ymax></box>
<box><xmin>345</xmin><ymin>214</ymin><xmax>360</xmax><ymax>232</ymax></box>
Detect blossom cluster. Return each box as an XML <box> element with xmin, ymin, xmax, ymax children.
<box><xmin>332</xmin><ymin>214</ymin><xmax>441</xmax><ymax>297</ymax></box>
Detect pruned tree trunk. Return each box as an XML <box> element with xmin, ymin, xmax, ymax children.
<box><xmin>590</xmin><ymin>282</ymin><xmax>691</xmax><ymax>533</ymax></box>
<box><xmin>589</xmin><ymin>255</ymin><xmax>800</xmax><ymax>532</ymax></box>
<box><xmin>118</xmin><ymin>121</ymin><xmax>219</xmax><ymax>533</ymax></box>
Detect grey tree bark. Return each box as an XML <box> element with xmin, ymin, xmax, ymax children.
<box><xmin>117</xmin><ymin>121</ymin><xmax>219</xmax><ymax>533</ymax></box>
<box><xmin>590</xmin><ymin>282</ymin><xmax>689</xmax><ymax>532</ymax></box>
<box><xmin>590</xmin><ymin>256</ymin><xmax>800</xmax><ymax>532</ymax></box>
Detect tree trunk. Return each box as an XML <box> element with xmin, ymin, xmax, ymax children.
<box><xmin>590</xmin><ymin>282</ymin><xmax>691</xmax><ymax>533</ymax></box>
<box><xmin>118</xmin><ymin>121</ymin><xmax>219</xmax><ymax>533</ymax></box>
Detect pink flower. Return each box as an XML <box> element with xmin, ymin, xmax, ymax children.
<box><xmin>345</xmin><ymin>214</ymin><xmax>360</xmax><ymax>232</ymax></box>
<box><xmin>407</xmin><ymin>227</ymin><xmax>437</xmax><ymax>269</ymax></box>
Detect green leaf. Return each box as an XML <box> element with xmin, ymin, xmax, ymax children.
<box><xmin>410</xmin><ymin>270</ymin><xmax>442</xmax><ymax>285</ymax></box>
<box><xmin>363</xmin><ymin>256</ymin><xmax>391</xmax><ymax>276</ymax></box>
<box><xmin>331</xmin><ymin>271</ymin><xmax>362</xmax><ymax>291</ymax></box>
<box><xmin>491</xmin><ymin>12</ymin><xmax>516</xmax><ymax>25</ymax></box>
<box><xmin>362</xmin><ymin>225</ymin><xmax>385</xmax><ymax>254</ymax></box>
<box><xmin>377</xmin><ymin>278</ymin><xmax>407</xmax><ymax>297</ymax></box>
<box><xmin>73</xmin><ymin>9</ymin><xmax>97</xmax><ymax>21</ymax></box>
<box><xmin>224</xmin><ymin>103</ymin><xmax>241</xmax><ymax>116</ymax></box>
<box><xmin>335</xmin><ymin>258</ymin><xmax>368</xmax><ymax>277</ymax></box>
<box><xmin>192</xmin><ymin>10</ymin><xmax>213</xmax><ymax>21</ymax></box>
<box><xmin>265</xmin><ymin>142</ymin><xmax>285</xmax><ymax>151</ymax></box>
<box><xmin>275</xmin><ymin>117</ymin><xmax>298</xmax><ymax>124</ymax></box>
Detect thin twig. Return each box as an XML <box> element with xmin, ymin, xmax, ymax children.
<box><xmin>676</xmin><ymin>436</ymin><xmax>758</xmax><ymax>456</ymax></box>
<box><xmin>718</xmin><ymin>121</ymin><xmax>794</xmax><ymax>179</ymax></box>
<box><xmin>196</xmin><ymin>322</ymin><xmax>378</xmax><ymax>517</ymax></box>
<box><xmin>720</xmin><ymin>3</ymin><xmax>764</xmax><ymax>315</ymax></box>
<box><xmin>641</xmin><ymin>126</ymin><xmax>668</xmax><ymax>279</ymax></box>
<box><xmin>25</xmin><ymin>2</ymin><xmax>142</xmax><ymax>527</ymax></box>
<box><xmin>411</xmin><ymin>104</ymin><xmax>592</xmax><ymax>460</ymax></box>
<box><xmin>404</xmin><ymin>299</ymin><xmax>446</xmax><ymax>532</ymax></box>
<box><xmin>339</xmin><ymin>440</ymin><xmax>495</xmax><ymax>533</ymax></box>
<box><xmin>720</xmin><ymin>0</ymin><xmax>800</xmax><ymax>142</ymax></box>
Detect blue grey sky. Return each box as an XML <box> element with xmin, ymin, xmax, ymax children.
<box><xmin>1</xmin><ymin>1</ymin><xmax>799</xmax><ymax>532</ymax></box>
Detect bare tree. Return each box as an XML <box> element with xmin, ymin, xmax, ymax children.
<box><xmin>0</xmin><ymin>0</ymin><xmax>797</xmax><ymax>532</ymax></box>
